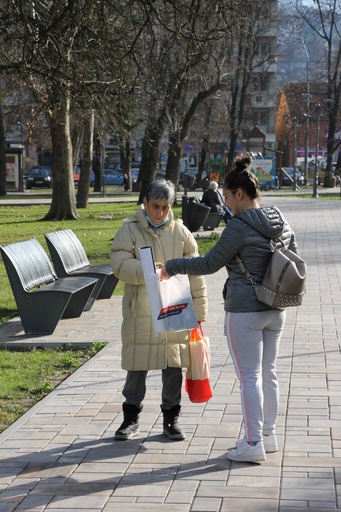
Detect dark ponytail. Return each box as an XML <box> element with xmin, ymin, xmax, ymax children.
<box><xmin>224</xmin><ymin>155</ymin><xmax>259</xmax><ymax>199</ymax></box>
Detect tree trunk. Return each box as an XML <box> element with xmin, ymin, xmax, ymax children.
<box><xmin>138</xmin><ymin>121</ymin><xmax>164</xmax><ymax>203</ymax></box>
<box><xmin>93</xmin><ymin>133</ymin><xmax>104</xmax><ymax>193</ymax></box>
<box><xmin>165</xmin><ymin>85</ymin><xmax>222</xmax><ymax>190</ymax></box>
<box><xmin>324</xmin><ymin>111</ymin><xmax>337</xmax><ymax>187</ymax></box>
<box><xmin>72</xmin><ymin>123</ymin><xmax>84</xmax><ymax>171</ymax></box>
<box><xmin>198</xmin><ymin>104</ymin><xmax>212</xmax><ymax>182</ymax></box>
<box><xmin>165</xmin><ymin>133</ymin><xmax>182</xmax><ymax>186</ymax></box>
<box><xmin>0</xmin><ymin>102</ymin><xmax>6</xmax><ymax>196</ymax></box>
<box><xmin>227</xmin><ymin>131</ymin><xmax>239</xmax><ymax>173</ymax></box>
<box><xmin>44</xmin><ymin>90</ymin><xmax>78</xmax><ymax>220</ymax></box>
<box><xmin>77</xmin><ymin>111</ymin><xmax>94</xmax><ymax>208</ymax></box>
<box><xmin>120</xmin><ymin>138</ymin><xmax>131</xmax><ymax>190</ymax></box>
<box><xmin>335</xmin><ymin>149</ymin><xmax>341</xmax><ymax>174</ymax></box>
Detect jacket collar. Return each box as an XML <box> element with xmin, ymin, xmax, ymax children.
<box><xmin>136</xmin><ymin>205</ymin><xmax>174</xmax><ymax>230</ymax></box>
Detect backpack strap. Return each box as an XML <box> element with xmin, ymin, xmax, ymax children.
<box><xmin>236</xmin><ymin>254</ymin><xmax>258</xmax><ymax>288</ymax></box>
<box><xmin>236</xmin><ymin>237</ymin><xmax>282</xmax><ymax>287</ymax></box>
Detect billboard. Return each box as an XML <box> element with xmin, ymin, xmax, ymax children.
<box><xmin>248</xmin><ymin>157</ymin><xmax>276</xmax><ymax>189</ymax></box>
<box><xmin>5</xmin><ymin>152</ymin><xmax>21</xmax><ymax>191</ymax></box>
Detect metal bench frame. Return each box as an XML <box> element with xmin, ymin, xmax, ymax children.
<box><xmin>0</xmin><ymin>238</ymin><xmax>98</xmax><ymax>335</ymax></box>
<box><xmin>44</xmin><ymin>229</ymin><xmax>118</xmax><ymax>304</ymax></box>
<box><xmin>182</xmin><ymin>196</ymin><xmax>211</xmax><ymax>232</ymax></box>
<box><xmin>202</xmin><ymin>212</ymin><xmax>223</xmax><ymax>231</ymax></box>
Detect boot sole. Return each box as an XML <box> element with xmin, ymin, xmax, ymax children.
<box><xmin>114</xmin><ymin>429</ymin><xmax>139</xmax><ymax>441</ymax></box>
<box><xmin>162</xmin><ymin>429</ymin><xmax>185</xmax><ymax>441</ymax></box>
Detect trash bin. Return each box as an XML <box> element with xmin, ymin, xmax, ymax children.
<box><xmin>132</xmin><ymin>180</ymin><xmax>141</xmax><ymax>192</ymax></box>
<box><xmin>182</xmin><ymin>173</ymin><xmax>196</xmax><ymax>194</ymax></box>
<box><xmin>182</xmin><ymin>196</ymin><xmax>210</xmax><ymax>232</ymax></box>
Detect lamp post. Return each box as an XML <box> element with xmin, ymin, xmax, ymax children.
<box><xmin>324</xmin><ymin>98</ymin><xmax>335</xmax><ymax>187</ymax></box>
<box><xmin>302</xmin><ymin>113</ymin><xmax>310</xmax><ymax>184</ymax></box>
<box><xmin>289</xmin><ymin>116</ymin><xmax>298</xmax><ymax>191</ymax></box>
<box><xmin>284</xmin><ymin>114</ymin><xmax>298</xmax><ymax>190</ymax></box>
<box><xmin>301</xmin><ymin>38</ymin><xmax>310</xmax><ymax>185</ymax></box>
<box><xmin>16</xmin><ymin>120</ymin><xmax>24</xmax><ymax>192</ymax></box>
<box><xmin>313</xmin><ymin>104</ymin><xmax>321</xmax><ymax>199</ymax></box>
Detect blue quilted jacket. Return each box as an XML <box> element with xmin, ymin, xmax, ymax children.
<box><xmin>165</xmin><ymin>206</ymin><xmax>299</xmax><ymax>312</ymax></box>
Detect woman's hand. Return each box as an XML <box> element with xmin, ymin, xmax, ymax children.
<box><xmin>160</xmin><ymin>265</ymin><xmax>170</xmax><ymax>281</ymax></box>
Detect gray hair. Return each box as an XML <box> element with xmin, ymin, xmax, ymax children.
<box><xmin>145</xmin><ymin>179</ymin><xmax>176</xmax><ymax>204</ymax></box>
<box><xmin>209</xmin><ymin>181</ymin><xmax>218</xmax><ymax>190</ymax></box>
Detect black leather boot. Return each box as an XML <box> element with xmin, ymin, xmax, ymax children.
<box><xmin>114</xmin><ymin>403</ymin><xmax>143</xmax><ymax>440</ymax></box>
<box><xmin>161</xmin><ymin>404</ymin><xmax>185</xmax><ymax>441</ymax></box>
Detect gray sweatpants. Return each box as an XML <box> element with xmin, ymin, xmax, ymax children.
<box><xmin>122</xmin><ymin>367</ymin><xmax>183</xmax><ymax>410</ymax></box>
<box><xmin>225</xmin><ymin>310</ymin><xmax>286</xmax><ymax>442</ymax></box>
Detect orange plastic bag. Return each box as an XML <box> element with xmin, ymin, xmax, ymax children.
<box><xmin>185</xmin><ymin>325</ymin><xmax>213</xmax><ymax>403</ymax></box>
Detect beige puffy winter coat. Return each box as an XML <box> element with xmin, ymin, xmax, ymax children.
<box><xmin>110</xmin><ymin>206</ymin><xmax>208</xmax><ymax>371</ymax></box>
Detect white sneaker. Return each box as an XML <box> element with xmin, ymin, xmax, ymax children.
<box><xmin>263</xmin><ymin>433</ymin><xmax>278</xmax><ymax>453</ymax></box>
<box><xmin>227</xmin><ymin>437</ymin><xmax>266</xmax><ymax>463</ymax></box>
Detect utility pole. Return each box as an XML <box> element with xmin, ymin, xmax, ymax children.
<box><xmin>313</xmin><ymin>104</ymin><xmax>321</xmax><ymax>199</ymax></box>
<box><xmin>292</xmin><ymin>116</ymin><xmax>298</xmax><ymax>191</ymax></box>
<box><xmin>284</xmin><ymin>114</ymin><xmax>299</xmax><ymax>190</ymax></box>
<box><xmin>301</xmin><ymin>38</ymin><xmax>310</xmax><ymax>185</ymax></box>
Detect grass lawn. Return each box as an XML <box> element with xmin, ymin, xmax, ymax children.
<box><xmin>0</xmin><ymin>200</ymin><xmax>218</xmax><ymax>325</ymax></box>
<box><xmin>0</xmin><ymin>199</ymin><xmax>219</xmax><ymax>434</ymax></box>
<box><xmin>0</xmin><ymin>201</ymin><xmax>138</xmax><ymax>324</ymax></box>
<box><xmin>1</xmin><ymin>190</ymin><xmax>338</xmax><ymax>434</ymax></box>
<box><xmin>0</xmin><ymin>343</ymin><xmax>105</xmax><ymax>433</ymax></box>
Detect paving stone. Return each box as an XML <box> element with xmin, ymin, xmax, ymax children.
<box><xmin>0</xmin><ymin>197</ymin><xmax>340</xmax><ymax>511</ymax></box>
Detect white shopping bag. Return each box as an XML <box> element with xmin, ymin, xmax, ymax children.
<box><xmin>140</xmin><ymin>246</ymin><xmax>198</xmax><ymax>333</ymax></box>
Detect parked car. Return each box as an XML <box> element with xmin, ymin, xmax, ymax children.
<box><xmin>179</xmin><ymin>167</ymin><xmax>199</xmax><ymax>186</ymax></box>
<box><xmin>155</xmin><ymin>169</ymin><xmax>165</xmax><ymax>179</ymax></box>
<box><xmin>317</xmin><ymin>169</ymin><xmax>325</xmax><ymax>185</ymax></box>
<box><xmin>307</xmin><ymin>157</ymin><xmax>326</xmax><ymax>174</ymax></box>
<box><xmin>281</xmin><ymin>167</ymin><xmax>304</xmax><ymax>187</ymax></box>
<box><xmin>73</xmin><ymin>168</ymin><xmax>95</xmax><ymax>186</ymax></box>
<box><xmin>111</xmin><ymin>163</ymin><xmax>139</xmax><ymax>179</ymax></box>
<box><xmin>131</xmin><ymin>168</ymin><xmax>139</xmax><ymax>180</ymax></box>
<box><xmin>102</xmin><ymin>169</ymin><xmax>124</xmax><ymax>186</ymax></box>
<box><xmin>26</xmin><ymin>166</ymin><xmax>53</xmax><ymax>189</ymax></box>
<box><xmin>305</xmin><ymin>157</ymin><xmax>326</xmax><ymax>183</ymax></box>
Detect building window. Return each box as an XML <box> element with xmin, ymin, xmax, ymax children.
<box><xmin>260</xmin><ymin>110</ymin><xmax>268</xmax><ymax>126</ymax></box>
<box><xmin>252</xmin><ymin>110</ymin><xmax>268</xmax><ymax>128</ymax></box>
<box><xmin>255</xmin><ymin>38</ymin><xmax>270</xmax><ymax>57</ymax></box>
<box><xmin>260</xmin><ymin>75</ymin><xmax>268</xmax><ymax>92</ymax></box>
<box><xmin>251</xmin><ymin>75</ymin><xmax>268</xmax><ymax>92</ymax></box>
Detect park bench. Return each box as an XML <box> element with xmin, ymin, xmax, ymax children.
<box><xmin>44</xmin><ymin>229</ymin><xmax>118</xmax><ymax>305</ymax></box>
<box><xmin>0</xmin><ymin>238</ymin><xmax>99</xmax><ymax>335</ymax></box>
<box><xmin>202</xmin><ymin>212</ymin><xmax>223</xmax><ymax>231</ymax></box>
<box><xmin>182</xmin><ymin>196</ymin><xmax>223</xmax><ymax>232</ymax></box>
<box><xmin>182</xmin><ymin>196</ymin><xmax>211</xmax><ymax>232</ymax></box>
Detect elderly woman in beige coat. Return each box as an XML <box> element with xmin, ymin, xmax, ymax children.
<box><xmin>110</xmin><ymin>179</ymin><xmax>207</xmax><ymax>441</ymax></box>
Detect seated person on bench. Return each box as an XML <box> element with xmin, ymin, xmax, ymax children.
<box><xmin>201</xmin><ymin>181</ymin><xmax>232</xmax><ymax>224</ymax></box>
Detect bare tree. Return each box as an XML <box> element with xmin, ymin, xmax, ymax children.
<box><xmin>295</xmin><ymin>0</ymin><xmax>341</xmax><ymax>186</ymax></box>
<box><xmin>133</xmin><ymin>0</ymin><xmax>243</xmax><ymax>201</ymax></box>
<box><xmin>0</xmin><ymin>0</ymin><xmax>144</xmax><ymax>217</ymax></box>
<box><xmin>224</xmin><ymin>0</ymin><xmax>278</xmax><ymax>172</ymax></box>
<box><xmin>0</xmin><ymin>99</ymin><xmax>6</xmax><ymax>196</ymax></box>
<box><xmin>76</xmin><ymin>110</ymin><xmax>94</xmax><ymax>208</ymax></box>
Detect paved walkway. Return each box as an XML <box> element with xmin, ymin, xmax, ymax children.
<box><xmin>0</xmin><ymin>197</ymin><xmax>340</xmax><ymax>512</ymax></box>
